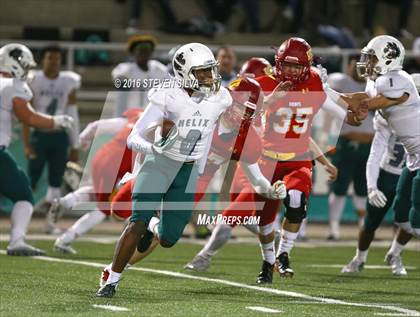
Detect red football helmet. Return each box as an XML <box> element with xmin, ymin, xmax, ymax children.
<box><xmin>239</xmin><ymin>57</ymin><xmax>273</xmax><ymax>78</ymax></box>
<box><xmin>225</xmin><ymin>77</ymin><xmax>263</xmax><ymax>127</ymax></box>
<box><xmin>275</xmin><ymin>37</ymin><xmax>313</xmax><ymax>84</ymax></box>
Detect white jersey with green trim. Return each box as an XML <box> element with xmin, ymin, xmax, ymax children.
<box><xmin>28</xmin><ymin>70</ymin><xmax>81</xmax><ymax>116</ymax></box>
<box><xmin>366</xmin><ymin>70</ymin><xmax>420</xmax><ymax>171</ymax></box>
<box><xmin>0</xmin><ymin>77</ymin><xmax>33</xmax><ymax>147</ymax></box>
<box><xmin>148</xmin><ymin>86</ymin><xmax>232</xmax><ymax>162</ymax></box>
<box><xmin>376</xmin><ymin>113</ymin><xmax>406</xmax><ymax>174</ymax></box>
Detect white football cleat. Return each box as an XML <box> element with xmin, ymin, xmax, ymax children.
<box><xmin>184</xmin><ymin>255</ymin><xmax>211</xmax><ymax>272</ymax></box>
<box><xmin>7</xmin><ymin>242</ymin><xmax>46</xmax><ymax>256</ymax></box>
<box><xmin>385</xmin><ymin>253</ymin><xmax>407</xmax><ymax>276</ymax></box>
<box><xmin>341</xmin><ymin>257</ymin><xmax>364</xmax><ymax>273</ymax></box>
<box><xmin>53</xmin><ymin>239</ymin><xmax>77</xmax><ymax>254</ymax></box>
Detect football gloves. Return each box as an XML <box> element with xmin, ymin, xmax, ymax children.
<box><xmin>152</xmin><ymin>124</ymin><xmax>179</xmax><ymax>154</ymax></box>
<box><xmin>368</xmin><ymin>189</ymin><xmax>387</xmax><ymax>208</ymax></box>
<box><xmin>53</xmin><ymin>115</ymin><xmax>74</xmax><ymax>130</ymax></box>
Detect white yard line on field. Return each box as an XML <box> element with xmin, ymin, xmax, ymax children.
<box><xmin>1</xmin><ymin>234</ymin><xmax>419</xmax><ymax>251</ymax></box>
<box><xmin>0</xmin><ymin>250</ymin><xmax>419</xmax><ymax>317</ymax></box>
<box><xmin>92</xmin><ymin>304</ymin><xmax>130</xmax><ymax>312</ymax></box>
<box><xmin>246</xmin><ymin>306</ymin><xmax>282</xmax><ymax>313</ymax></box>
<box><xmin>308</xmin><ymin>264</ymin><xmax>418</xmax><ymax>270</ymax></box>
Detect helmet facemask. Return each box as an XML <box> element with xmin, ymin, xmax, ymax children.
<box><xmin>276</xmin><ymin>59</ymin><xmax>309</xmax><ymax>85</ymax></box>
<box><xmin>356</xmin><ymin>49</ymin><xmax>379</xmax><ymax>80</ymax></box>
<box><xmin>223</xmin><ymin>99</ymin><xmax>257</xmax><ymax>130</ymax></box>
<box><xmin>190</xmin><ymin>64</ymin><xmax>221</xmax><ymax>98</ymax></box>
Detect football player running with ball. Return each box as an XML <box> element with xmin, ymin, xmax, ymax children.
<box><xmin>96</xmin><ymin>43</ymin><xmax>233</xmax><ymax>298</ymax></box>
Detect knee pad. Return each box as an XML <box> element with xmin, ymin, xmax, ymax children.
<box><xmin>258</xmin><ymin>222</ymin><xmax>274</xmax><ymax>236</ymax></box>
<box><xmin>284</xmin><ymin>189</ymin><xmax>307</xmax><ymax>224</ymax></box>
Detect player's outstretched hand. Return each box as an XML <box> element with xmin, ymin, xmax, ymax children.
<box><xmin>368</xmin><ymin>189</ymin><xmax>387</xmax><ymax>208</ymax></box>
<box><xmin>325</xmin><ymin>163</ymin><xmax>338</xmax><ymax>183</ymax></box>
<box><xmin>263</xmin><ymin>81</ymin><xmax>293</xmax><ymax>110</ymax></box>
<box><xmin>24</xmin><ymin>145</ymin><xmax>37</xmax><ymax>159</ymax></box>
<box><xmin>53</xmin><ymin>115</ymin><xmax>74</xmax><ymax>130</ymax></box>
<box><xmin>276</xmin><ymin>80</ymin><xmax>294</xmax><ymax>92</ymax></box>
<box><xmin>355</xmin><ymin>100</ymin><xmax>369</xmax><ymax>121</ymax></box>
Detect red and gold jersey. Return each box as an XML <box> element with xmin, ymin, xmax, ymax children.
<box><xmin>195</xmin><ymin>121</ymin><xmax>263</xmax><ymax>202</ymax></box>
<box><xmin>205</xmin><ymin>121</ymin><xmax>262</xmax><ymax>169</ymax></box>
<box><xmin>257</xmin><ymin>69</ymin><xmax>326</xmax><ymax>155</ymax></box>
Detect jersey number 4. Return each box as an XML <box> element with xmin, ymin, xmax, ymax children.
<box><xmin>46</xmin><ymin>98</ymin><xmax>58</xmax><ymax>115</ymax></box>
<box><xmin>273</xmin><ymin>107</ymin><xmax>312</xmax><ymax>134</ymax></box>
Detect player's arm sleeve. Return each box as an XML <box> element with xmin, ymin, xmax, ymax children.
<box><xmin>366</xmin><ymin>125</ymin><xmax>390</xmax><ymax>190</ymax></box>
<box><xmin>66</xmin><ymin>104</ymin><xmax>80</xmax><ymax>148</ymax></box>
<box><xmin>366</xmin><ymin>76</ymin><xmax>410</xmax><ymax>110</ymax></box>
<box><xmin>127</xmin><ymin>103</ymin><xmax>164</xmax><ymax>154</ymax></box>
<box><xmin>240</xmin><ymin>161</ymin><xmax>271</xmax><ymax>193</ymax></box>
<box><xmin>239</xmin><ymin>126</ymin><xmax>262</xmax><ymax>164</ymax></box>
<box><xmin>79</xmin><ymin>117</ymin><xmax>128</xmax><ymax>145</ymax></box>
<box><xmin>321</xmin><ymin>93</ymin><xmax>347</xmax><ymax>121</ymax></box>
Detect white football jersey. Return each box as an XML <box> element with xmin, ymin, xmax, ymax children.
<box><xmin>0</xmin><ymin>77</ymin><xmax>33</xmax><ymax>147</ymax></box>
<box><xmin>28</xmin><ymin>70</ymin><xmax>81</xmax><ymax>115</ymax></box>
<box><xmin>112</xmin><ymin>60</ymin><xmax>170</xmax><ymax>108</ymax></box>
<box><xmin>374</xmin><ymin>113</ymin><xmax>406</xmax><ymax>175</ymax></box>
<box><xmin>366</xmin><ymin>70</ymin><xmax>420</xmax><ymax>171</ymax></box>
<box><xmin>148</xmin><ymin>86</ymin><xmax>232</xmax><ymax>162</ymax></box>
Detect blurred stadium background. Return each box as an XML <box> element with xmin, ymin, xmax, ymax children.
<box><xmin>1</xmin><ymin>0</ymin><xmax>420</xmax><ymax>225</ymax></box>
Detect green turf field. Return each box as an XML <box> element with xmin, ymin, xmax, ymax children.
<box><xmin>0</xmin><ymin>240</ymin><xmax>419</xmax><ymax>317</ymax></box>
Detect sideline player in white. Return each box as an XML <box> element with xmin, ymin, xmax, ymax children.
<box><xmin>22</xmin><ymin>45</ymin><xmax>81</xmax><ymax>233</ymax></box>
<box><xmin>342</xmin><ymin>112</ymin><xmax>412</xmax><ymax>275</ymax></box>
<box><xmin>111</xmin><ymin>35</ymin><xmax>169</xmax><ymax>117</ymax></box>
<box><xmin>341</xmin><ymin>35</ymin><xmax>420</xmax><ymax>238</ymax></box>
<box><xmin>96</xmin><ymin>43</ymin><xmax>231</xmax><ymax>297</ymax></box>
<box><xmin>0</xmin><ymin>43</ymin><xmax>73</xmax><ymax>255</ymax></box>
<box><xmin>326</xmin><ymin>58</ymin><xmax>374</xmax><ymax>240</ymax></box>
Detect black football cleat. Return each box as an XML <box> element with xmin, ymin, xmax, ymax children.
<box><xmin>96</xmin><ymin>282</ymin><xmax>118</xmax><ymax>298</ymax></box>
<box><xmin>256</xmin><ymin>260</ymin><xmax>274</xmax><ymax>284</ymax></box>
<box><xmin>277</xmin><ymin>252</ymin><xmax>294</xmax><ymax>278</ymax></box>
